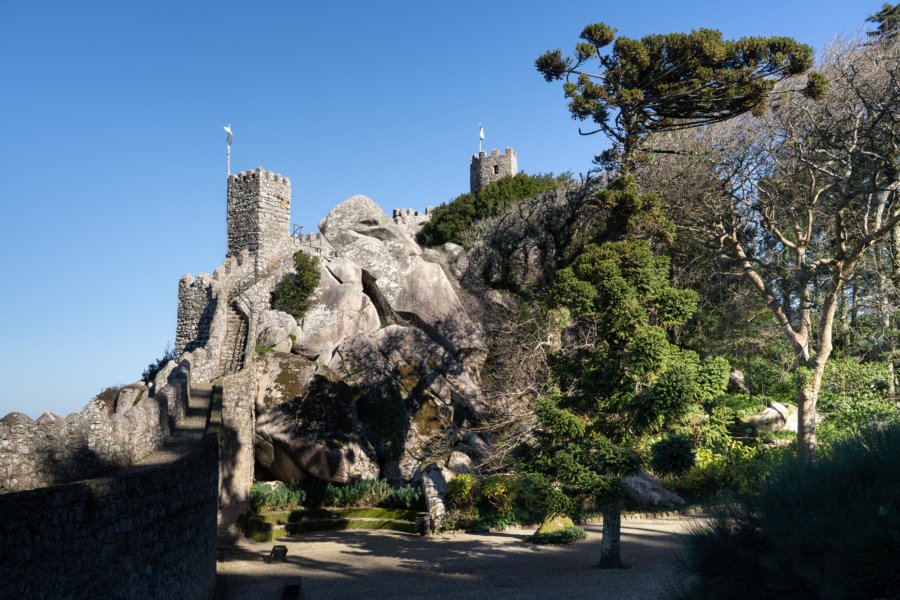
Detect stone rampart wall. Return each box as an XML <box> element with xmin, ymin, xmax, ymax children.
<box><xmin>0</xmin><ymin>365</ymin><xmax>191</xmax><ymax>494</ymax></box>
<box><xmin>0</xmin><ymin>426</ymin><xmax>218</xmax><ymax>599</ymax></box>
<box><xmin>218</xmin><ymin>368</ymin><xmax>256</xmax><ymax>535</ymax></box>
<box><xmin>392</xmin><ymin>206</ymin><xmax>434</xmax><ymax>235</ymax></box>
<box><xmin>175</xmin><ymin>273</ymin><xmax>217</xmax><ymax>355</ymax></box>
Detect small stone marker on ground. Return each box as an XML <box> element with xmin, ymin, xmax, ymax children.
<box><xmin>267</xmin><ymin>545</ymin><xmax>288</xmax><ymax>563</ymax></box>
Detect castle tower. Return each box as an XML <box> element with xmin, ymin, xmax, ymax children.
<box><xmin>470</xmin><ymin>147</ymin><xmax>517</xmax><ymax>194</ymax></box>
<box><xmin>226</xmin><ymin>167</ymin><xmax>291</xmax><ymax>272</ymax></box>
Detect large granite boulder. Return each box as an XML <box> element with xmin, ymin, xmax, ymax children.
<box><xmin>293</xmin><ymin>257</ymin><xmax>380</xmax><ymax>361</ymax></box>
<box><xmin>327</xmin><ymin>325</ymin><xmax>486</xmax><ymax>480</ymax></box>
<box><xmin>257</xmin><ymin>309</ymin><xmax>298</xmax><ymax>354</ymax></box>
<box><xmin>319</xmin><ymin>195</ymin><xmax>487</xmax><ymax>366</ymax></box>
<box><xmin>623</xmin><ymin>471</ymin><xmax>685</xmax><ymax>509</ymax></box>
<box><xmin>394</xmin><ymin>255</ymin><xmax>488</xmax><ymax>367</ymax></box>
<box><xmin>319</xmin><ymin>195</ymin><xmax>420</xmax><ymax>304</ymax></box>
<box><xmin>254</xmin><ymin>353</ymin><xmax>379</xmax><ymax>484</ymax></box>
<box><xmin>745</xmin><ymin>402</ymin><xmax>799</xmax><ymax>433</ymax></box>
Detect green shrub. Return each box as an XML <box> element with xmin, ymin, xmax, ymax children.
<box><xmin>481</xmin><ymin>474</ymin><xmax>522</xmax><ymax>513</ymax></box>
<box><xmin>446</xmin><ymin>473</ymin><xmax>480</xmax><ymax>511</ymax></box>
<box><xmin>250</xmin><ymin>481</ymin><xmax>306</xmax><ymax>513</ymax></box>
<box><xmin>695</xmin><ymin>356</ymin><xmax>731</xmax><ymax>403</ymax></box>
<box><xmin>818</xmin><ymin>358</ymin><xmax>898</xmax><ymax>445</ymax></box>
<box><xmin>651</xmin><ymin>433</ymin><xmax>695</xmax><ymax>476</ymax></box>
<box><xmin>271</xmin><ymin>251</ymin><xmax>321</xmax><ymax>319</ymax></box>
<box><xmin>381</xmin><ymin>484</ymin><xmax>423</xmax><ymax>510</ymax></box>
<box><xmin>323</xmin><ymin>479</ymin><xmax>392</xmax><ymax>508</ymax></box>
<box><xmin>529</xmin><ymin>525</ymin><xmax>587</xmax><ymax>544</ymax></box>
<box><xmin>319</xmin><ymin>479</ymin><xmax>422</xmax><ymax>509</ymax></box>
<box><xmin>417</xmin><ymin>173</ymin><xmax>565</xmax><ymax>247</ymax></box>
<box><xmin>679</xmin><ymin>424</ymin><xmax>900</xmax><ymax>599</ymax></box>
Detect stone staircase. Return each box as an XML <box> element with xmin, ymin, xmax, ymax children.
<box><xmin>218</xmin><ymin>303</ymin><xmax>248</xmax><ymax>376</ymax></box>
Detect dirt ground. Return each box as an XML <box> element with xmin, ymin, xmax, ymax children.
<box><xmin>215</xmin><ymin>516</ymin><xmax>702</xmax><ymax>599</ymax></box>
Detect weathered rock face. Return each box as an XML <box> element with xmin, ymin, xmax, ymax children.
<box><xmin>327</xmin><ymin>325</ymin><xmax>485</xmax><ymax>481</ymax></box>
<box><xmin>745</xmin><ymin>402</ymin><xmax>799</xmax><ymax>433</ymax></box>
<box><xmin>319</xmin><ymin>195</ymin><xmax>420</xmax><ymax>304</ymax></box>
<box><xmin>622</xmin><ymin>471</ymin><xmax>685</xmax><ymax>509</ymax></box>
<box><xmin>320</xmin><ymin>195</ymin><xmax>487</xmax><ymax>366</ymax></box>
<box><xmin>257</xmin><ymin>309</ymin><xmax>298</xmax><ymax>354</ymax></box>
<box><xmin>293</xmin><ymin>258</ymin><xmax>380</xmax><ymax>362</ymax></box>
<box><xmin>246</xmin><ymin>196</ymin><xmax>494</xmax><ymax>487</ymax></box>
<box><xmin>254</xmin><ymin>353</ymin><xmax>379</xmax><ymax>484</ymax></box>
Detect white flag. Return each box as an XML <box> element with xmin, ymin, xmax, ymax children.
<box><xmin>479</xmin><ymin>124</ymin><xmax>485</xmax><ymax>141</ymax></box>
<box><xmin>224</xmin><ymin>124</ymin><xmax>233</xmax><ymax>146</ymax></box>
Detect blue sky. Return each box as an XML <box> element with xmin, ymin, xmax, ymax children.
<box><xmin>0</xmin><ymin>0</ymin><xmax>880</xmax><ymax>418</ymax></box>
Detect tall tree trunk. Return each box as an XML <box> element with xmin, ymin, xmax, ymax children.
<box><xmin>598</xmin><ymin>503</ymin><xmax>626</xmax><ymax>569</ymax></box>
<box><xmin>796</xmin><ymin>359</ymin><xmax>828</xmax><ymax>461</ymax></box>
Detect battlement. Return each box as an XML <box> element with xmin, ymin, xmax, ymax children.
<box><xmin>392</xmin><ymin>206</ymin><xmax>434</xmax><ymax>219</ymax></box>
<box><xmin>228</xmin><ymin>167</ymin><xmax>291</xmax><ymax>185</ymax></box>
<box><xmin>470</xmin><ymin>147</ymin><xmax>517</xmax><ymax>194</ymax></box>
<box><xmin>392</xmin><ymin>206</ymin><xmax>434</xmax><ymax>234</ymax></box>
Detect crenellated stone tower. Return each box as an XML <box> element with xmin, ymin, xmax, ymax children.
<box><xmin>226</xmin><ymin>167</ymin><xmax>292</xmax><ymax>273</ymax></box>
<box><xmin>470</xmin><ymin>147</ymin><xmax>517</xmax><ymax>194</ymax></box>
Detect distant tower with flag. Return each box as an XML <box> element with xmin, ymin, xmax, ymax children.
<box><xmin>470</xmin><ymin>124</ymin><xmax>517</xmax><ymax>194</ymax></box>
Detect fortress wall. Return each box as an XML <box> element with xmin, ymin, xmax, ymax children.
<box><xmin>0</xmin><ymin>365</ymin><xmax>191</xmax><ymax>494</ymax></box>
<box><xmin>218</xmin><ymin>368</ymin><xmax>256</xmax><ymax>534</ymax></box>
<box><xmin>0</xmin><ymin>426</ymin><xmax>218</xmax><ymax>600</ymax></box>
<box><xmin>392</xmin><ymin>206</ymin><xmax>434</xmax><ymax>236</ymax></box>
<box><xmin>175</xmin><ymin>274</ymin><xmax>217</xmax><ymax>356</ymax></box>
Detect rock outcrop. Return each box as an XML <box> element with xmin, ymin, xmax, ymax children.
<box><xmin>622</xmin><ymin>471</ymin><xmax>686</xmax><ymax>509</ymax></box>
<box><xmin>254</xmin><ymin>353</ymin><xmax>379</xmax><ymax>484</ymax></box>
<box><xmin>245</xmin><ymin>195</ymin><xmax>491</xmax><ymax>486</ymax></box>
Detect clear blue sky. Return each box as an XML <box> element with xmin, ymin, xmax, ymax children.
<box><xmin>0</xmin><ymin>0</ymin><xmax>880</xmax><ymax>418</ymax></box>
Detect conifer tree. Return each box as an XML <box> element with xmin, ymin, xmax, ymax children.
<box><xmin>520</xmin><ymin>23</ymin><xmax>816</xmax><ymax>568</ymax></box>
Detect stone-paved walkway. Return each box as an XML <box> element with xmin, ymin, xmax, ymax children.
<box><xmin>215</xmin><ymin>516</ymin><xmax>703</xmax><ymax>599</ymax></box>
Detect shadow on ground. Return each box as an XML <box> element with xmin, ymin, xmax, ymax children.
<box><xmin>216</xmin><ymin>517</ymin><xmax>702</xmax><ymax>600</ymax></box>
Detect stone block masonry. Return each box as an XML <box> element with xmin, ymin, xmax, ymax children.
<box><xmin>218</xmin><ymin>368</ymin><xmax>256</xmax><ymax>536</ymax></box>
<box><xmin>470</xmin><ymin>147</ymin><xmax>517</xmax><ymax>194</ymax></box>
<box><xmin>227</xmin><ymin>167</ymin><xmax>292</xmax><ymax>274</ymax></box>
<box><xmin>0</xmin><ymin>364</ymin><xmax>192</xmax><ymax>493</ymax></box>
<box><xmin>0</xmin><ymin>427</ymin><xmax>218</xmax><ymax>600</ymax></box>
<box><xmin>392</xmin><ymin>206</ymin><xmax>434</xmax><ymax>235</ymax></box>
<box><xmin>175</xmin><ymin>273</ymin><xmax>216</xmax><ymax>355</ymax></box>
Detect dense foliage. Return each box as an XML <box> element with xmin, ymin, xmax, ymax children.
<box><xmin>249</xmin><ymin>481</ymin><xmax>307</xmax><ymax>513</ymax></box>
<box><xmin>321</xmin><ymin>478</ymin><xmax>422</xmax><ymax>510</ymax></box>
<box><xmin>679</xmin><ymin>425</ymin><xmax>900</xmax><ymax>599</ymax></box>
<box><xmin>417</xmin><ymin>173</ymin><xmax>566</xmax><ymax>247</ymax></box>
<box><xmin>271</xmin><ymin>251</ymin><xmax>321</xmax><ymax>320</ymax></box>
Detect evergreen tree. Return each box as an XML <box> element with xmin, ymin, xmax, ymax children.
<box><xmin>520</xmin><ymin>22</ymin><xmax>815</xmax><ymax>568</ymax></box>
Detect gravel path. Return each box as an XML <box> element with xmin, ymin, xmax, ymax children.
<box><xmin>216</xmin><ymin>516</ymin><xmax>703</xmax><ymax>599</ymax></box>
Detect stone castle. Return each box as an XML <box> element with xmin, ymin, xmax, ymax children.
<box><xmin>0</xmin><ymin>145</ymin><xmax>519</xmax><ymax>598</ymax></box>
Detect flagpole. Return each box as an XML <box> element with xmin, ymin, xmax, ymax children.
<box><xmin>224</xmin><ymin>124</ymin><xmax>233</xmax><ymax>176</ymax></box>
<box><xmin>478</xmin><ymin>123</ymin><xmax>483</xmax><ymax>153</ymax></box>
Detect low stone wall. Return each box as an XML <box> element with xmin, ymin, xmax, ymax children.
<box><xmin>218</xmin><ymin>368</ymin><xmax>256</xmax><ymax>535</ymax></box>
<box><xmin>0</xmin><ymin>365</ymin><xmax>190</xmax><ymax>494</ymax></box>
<box><xmin>0</xmin><ymin>427</ymin><xmax>219</xmax><ymax>599</ymax></box>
